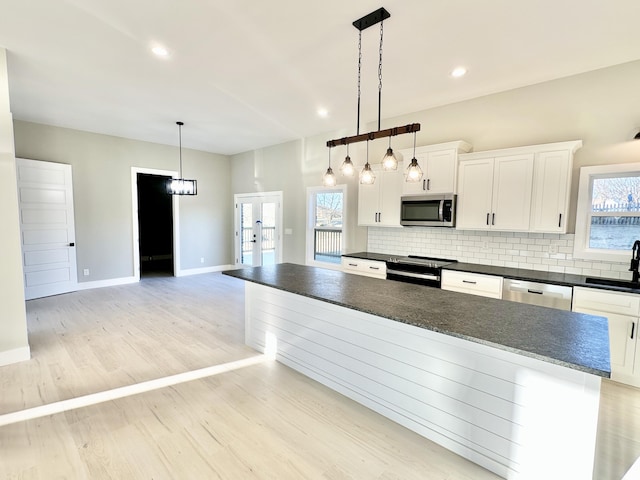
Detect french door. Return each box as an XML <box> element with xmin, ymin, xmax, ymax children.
<box><xmin>234</xmin><ymin>192</ymin><xmax>282</xmax><ymax>267</ymax></box>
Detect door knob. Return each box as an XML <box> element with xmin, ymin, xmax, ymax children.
<box><xmin>69</xmin><ymin>242</ymin><xmax>75</xmax><ymax>247</ymax></box>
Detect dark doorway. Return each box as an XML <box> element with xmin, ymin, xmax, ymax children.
<box><xmin>137</xmin><ymin>173</ymin><xmax>174</xmax><ymax>277</ymax></box>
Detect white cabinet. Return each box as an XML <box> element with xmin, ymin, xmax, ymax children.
<box><xmin>341</xmin><ymin>257</ymin><xmax>387</xmax><ymax>279</ymax></box>
<box><xmin>399</xmin><ymin>141</ymin><xmax>472</xmax><ymax>195</ymax></box>
<box><xmin>457</xmin><ymin>154</ymin><xmax>534</xmax><ymax>231</ymax></box>
<box><xmin>358</xmin><ymin>168</ymin><xmax>402</xmax><ymax>227</ymax></box>
<box><xmin>441</xmin><ymin>270</ymin><xmax>503</xmax><ymax>299</ymax></box>
<box><xmin>456</xmin><ymin>141</ymin><xmax>581</xmax><ymax>233</ymax></box>
<box><xmin>573</xmin><ymin>286</ymin><xmax>639</xmax><ymax>386</ymax></box>
<box><xmin>530</xmin><ymin>150</ymin><xmax>572</xmax><ymax>233</ymax></box>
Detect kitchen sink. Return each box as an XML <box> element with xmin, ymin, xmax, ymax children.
<box><xmin>585</xmin><ymin>277</ymin><xmax>640</xmax><ymax>290</ymax></box>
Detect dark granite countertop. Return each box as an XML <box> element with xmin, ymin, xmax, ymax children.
<box><xmin>343</xmin><ymin>251</ymin><xmax>640</xmax><ymax>294</ymax></box>
<box><xmin>224</xmin><ymin>263</ymin><xmax>610</xmax><ymax>378</ymax></box>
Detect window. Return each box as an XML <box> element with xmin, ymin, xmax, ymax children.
<box><xmin>306</xmin><ymin>185</ymin><xmax>346</xmax><ymax>268</ymax></box>
<box><xmin>574</xmin><ymin>163</ymin><xmax>640</xmax><ymax>262</ymax></box>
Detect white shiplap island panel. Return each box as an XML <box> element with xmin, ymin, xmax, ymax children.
<box><xmin>245</xmin><ymin>282</ymin><xmax>600</xmax><ymax>479</ymax></box>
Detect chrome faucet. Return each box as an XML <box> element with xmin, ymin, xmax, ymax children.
<box><xmin>631</xmin><ymin>240</ymin><xmax>640</xmax><ymax>283</ymax></box>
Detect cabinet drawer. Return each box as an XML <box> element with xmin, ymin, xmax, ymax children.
<box><xmin>572</xmin><ymin>286</ymin><xmax>640</xmax><ymax>316</ymax></box>
<box><xmin>341</xmin><ymin>258</ymin><xmax>387</xmax><ymax>279</ymax></box>
<box><xmin>441</xmin><ymin>270</ymin><xmax>503</xmax><ymax>299</ymax></box>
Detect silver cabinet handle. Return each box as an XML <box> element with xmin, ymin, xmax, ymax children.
<box><xmin>369</xmin><ymin>266</ymin><xmax>380</xmax><ymax>270</ymax></box>
<box><xmin>348</xmin><ymin>263</ymin><xmax>358</xmax><ymax>267</ymax></box>
<box><xmin>558</xmin><ymin>213</ymin><xmax>562</xmax><ymax>228</ymax></box>
<box><xmin>462</xmin><ymin>280</ymin><xmax>477</xmax><ymax>284</ymax></box>
<box><xmin>492</xmin><ymin>213</ymin><xmax>495</xmax><ymax>225</ymax></box>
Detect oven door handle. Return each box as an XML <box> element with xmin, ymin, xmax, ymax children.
<box><xmin>387</xmin><ymin>269</ymin><xmax>440</xmax><ymax>281</ymax></box>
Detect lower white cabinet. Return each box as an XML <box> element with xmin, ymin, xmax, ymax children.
<box><xmin>441</xmin><ymin>270</ymin><xmax>503</xmax><ymax>299</ymax></box>
<box><xmin>341</xmin><ymin>257</ymin><xmax>387</xmax><ymax>279</ymax></box>
<box><xmin>573</xmin><ymin>286</ymin><xmax>639</xmax><ymax>386</ymax></box>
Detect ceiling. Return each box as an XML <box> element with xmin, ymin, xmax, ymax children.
<box><xmin>1</xmin><ymin>0</ymin><xmax>640</xmax><ymax>155</ymax></box>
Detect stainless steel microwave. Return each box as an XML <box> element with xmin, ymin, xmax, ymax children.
<box><xmin>400</xmin><ymin>194</ymin><xmax>456</xmax><ymax>227</ymax></box>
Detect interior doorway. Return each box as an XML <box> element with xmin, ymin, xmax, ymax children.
<box><xmin>131</xmin><ymin>167</ymin><xmax>179</xmax><ymax>280</ymax></box>
<box><xmin>137</xmin><ymin>173</ymin><xmax>174</xmax><ymax>277</ymax></box>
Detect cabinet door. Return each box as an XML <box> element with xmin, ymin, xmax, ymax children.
<box><xmin>530</xmin><ymin>150</ymin><xmax>570</xmax><ymax>233</ymax></box>
<box><xmin>425</xmin><ymin>149</ymin><xmax>456</xmax><ymax>194</ymax></box>
<box><xmin>573</xmin><ymin>307</ymin><xmax>636</xmax><ymax>377</ymax></box>
<box><xmin>456</xmin><ymin>158</ymin><xmax>494</xmax><ymax>230</ymax></box>
<box><xmin>491</xmin><ymin>154</ymin><xmax>534</xmax><ymax>231</ymax></box>
<box><xmin>378</xmin><ymin>169</ymin><xmax>402</xmax><ymax>226</ymax></box>
<box><xmin>358</xmin><ymin>181</ymin><xmax>380</xmax><ymax>226</ymax></box>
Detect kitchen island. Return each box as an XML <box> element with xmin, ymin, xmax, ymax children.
<box><xmin>224</xmin><ymin>263</ymin><xmax>610</xmax><ymax>479</ymax></box>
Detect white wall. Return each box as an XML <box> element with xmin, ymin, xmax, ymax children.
<box><xmin>13</xmin><ymin>121</ymin><xmax>233</xmax><ymax>282</ymax></box>
<box><xmin>231</xmin><ymin>59</ymin><xmax>640</xmax><ymax>268</ymax></box>
<box><xmin>0</xmin><ymin>48</ymin><xmax>29</xmax><ymax>364</ymax></box>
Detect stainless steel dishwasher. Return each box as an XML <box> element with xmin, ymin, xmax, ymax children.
<box><xmin>502</xmin><ymin>279</ymin><xmax>573</xmax><ymax>310</ymax></box>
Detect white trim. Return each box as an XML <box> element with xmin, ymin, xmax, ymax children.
<box><xmin>175</xmin><ymin>264</ymin><xmax>236</xmax><ymax>277</ymax></box>
<box><xmin>76</xmin><ymin>276</ymin><xmax>138</xmax><ymax>291</ymax></box>
<box><xmin>305</xmin><ymin>184</ymin><xmax>347</xmax><ymax>268</ymax></box>
<box><xmin>131</xmin><ymin>167</ymin><xmax>180</xmax><ymax>280</ymax></box>
<box><xmin>574</xmin><ymin>162</ymin><xmax>640</xmax><ymax>262</ymax></box>
<box><xmin>459</xmin><ymin>140</ymin><xmax>582</xmax><ymax>161</ymax></box>
<box><xmin>0</xmin><ymin>346</ymin><xmax>31</xmax><ymax>367</ymax></box>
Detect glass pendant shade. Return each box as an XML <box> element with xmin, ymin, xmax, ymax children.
<box><xmin>360</xmin><ymin>163</ymin><xmax>376</xmax><ymax>185</ymax></box>
<box><xmin>405</xmin><ymin>157</ymin><xmax>423</xmax><ymax>182</ymax></box>
<box><xmin>381</xmin><ymin>147</ymin><xmax>398</xmax><ymax>171</ymax></box>
<box><xmin>323</xmin><ymin>167</ymin><xmax>337</xmax><ymax>187</ymax></box>
<box><xmin>341</xmin><ymin>155</ymin><xmax>355</xmax><ymax>176</ymax></box>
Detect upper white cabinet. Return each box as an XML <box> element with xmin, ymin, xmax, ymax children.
<box><xmin>358</xmin><ymin>167</ymin><xmax>402</xmax><ymax>227</ymax></box>
<box><xmin>398</xmin><ymin>141</ymin><xmax>472</xmax><ymax>195</ymax></box>
<box><xmin>530</xmin><ymin>149</ymin><xmax>574</xmax><ymax>233</ymax></box>
<box><xmin>457</xmin><ymin>154</ymin><xmax>534</xmax><ymax>231</ymax></box>
<box><xmin>457</xmin><ymin>141</ymin><xmax>582</xmax><ymax>233</ymax></box>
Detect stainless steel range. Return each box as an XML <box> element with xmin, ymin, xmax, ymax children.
<box><xmin>386</xmin><ymin>255</ymin><xmax>457</xmax><ymax>287</ymax></box>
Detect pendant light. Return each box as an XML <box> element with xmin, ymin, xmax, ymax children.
<box><xmin>381</xmin><ymin>136</ymin><xmax>398</xmax><ymax>170</ymax></box>
<box><xmin>325</xmin><ymin>8</ymin><xmax>420</xmax><ymax>169</ymax></box>
<box><xmin>340</xmin><ymin>144</ymin><xmax>355</xmax><ymax>176</ymax></box>
<box><xmin>168</xmin><ymin>121</ymin><xmax>197</xmax><ymax>195</ymax></box>
<box><xmin>405</xmin><ymin>131</ymin><xmax>423</xmax><ymax>183</ymax></box>
<box><xmin>360</xmin><ymin>140</ymin><xmax>375</xmax><ymax>185</ymax></box>
<box><xmin>322</xmin><ymin>147</ymin><xmax>337</xmax><ymax>187</ymax></box>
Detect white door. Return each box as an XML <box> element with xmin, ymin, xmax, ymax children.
<box><xmin>235</xmin><ymin>192</ymin><xmax>282</xmax><ymax>267</ymax></box>
<box><xmin>16</xmin><ymin>158</ymin><xmax>78</xmax><ymax>300</ymax></box>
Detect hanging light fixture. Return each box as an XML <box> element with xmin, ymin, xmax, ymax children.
<box><xmin>322</xmin><ymin>147</ymin><xmax>337</xmax><ymax>187</ymax></box>
<box><xmin>360</xmin><ymin>140</ymin><xmax>375</xmax><ymax>185</ymax></box>
<box><xmin>381</xmin><ymin>136</ymin><xmax>398</xmax><ymax>170</ymax></box>
<box><xmin>168</xmin><ymin>121</ymin><xmax>197</xmax><ymax>195</ymax></box>
<box><xmin>325</xmin><ymin>8</ymin><xmax>420</xmax><ymax>166</ymax></box>
<box><xmin>405</xmin><ymin>131</ymin><xmax>423</xmax><ymax>183</ymax></box>
<box><xmin>340</xmin><ymin>144</ymin><xmax>355</xmax><ymax>176</ymax></box>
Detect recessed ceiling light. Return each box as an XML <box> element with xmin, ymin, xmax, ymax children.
<box><xmin>151</xmin><ymin>46</ymin><xmax>169</xmax><ymax>57</ymax></box>
<box><xmin>450</xmin><ymin>66</ymin><xmax>467</xmax><ymax>78</ymax></box>
<box><xmin>318</xmin><ymin>108</ymin><xmax>329</xmax><ymax>118</ymax></box>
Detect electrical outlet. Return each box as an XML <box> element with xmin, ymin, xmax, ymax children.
<box><xmin>200</xmin><ymin>257</ymin><xmax>205</xmax><ymax>264</ymax></box>
<box><xmin>482</xmin><ymin>241</ymin><xmax>489</xmax><ymax>251</ymax></box>
<box><xmin>549</xmin><ymin>244</ymin><xmax>558</xmax><ymax>255</ymax></box>
<box><xmin>83</xmin><ymin>268</ymin><xmax>90</xmax><ymax>276</ymax></box>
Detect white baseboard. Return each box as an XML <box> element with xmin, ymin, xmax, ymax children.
<box><xmin>0</xmin><ymin>346</ymin><xmax>31</xmax><ymax>367</ymax></box>
<box><xmin>175</xmin><ymin>264</ymin><xmax>236</xmax><ymax>277</ymax></box>
<box><xmin>75</xmin><ymin>276</ymin><xmax>138</xmax><ymax>291</ymax></box>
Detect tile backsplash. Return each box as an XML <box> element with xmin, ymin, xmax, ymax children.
<box><xmin>367</xmin><ymin>227</ymin><xmax>633</xmax><ymax>280</ymax></box>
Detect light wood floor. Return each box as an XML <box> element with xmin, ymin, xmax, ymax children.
<box><xmin>1</xmin><ymin>273</ymin><xmax>639</xmax><ymax>479</ymax></box>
